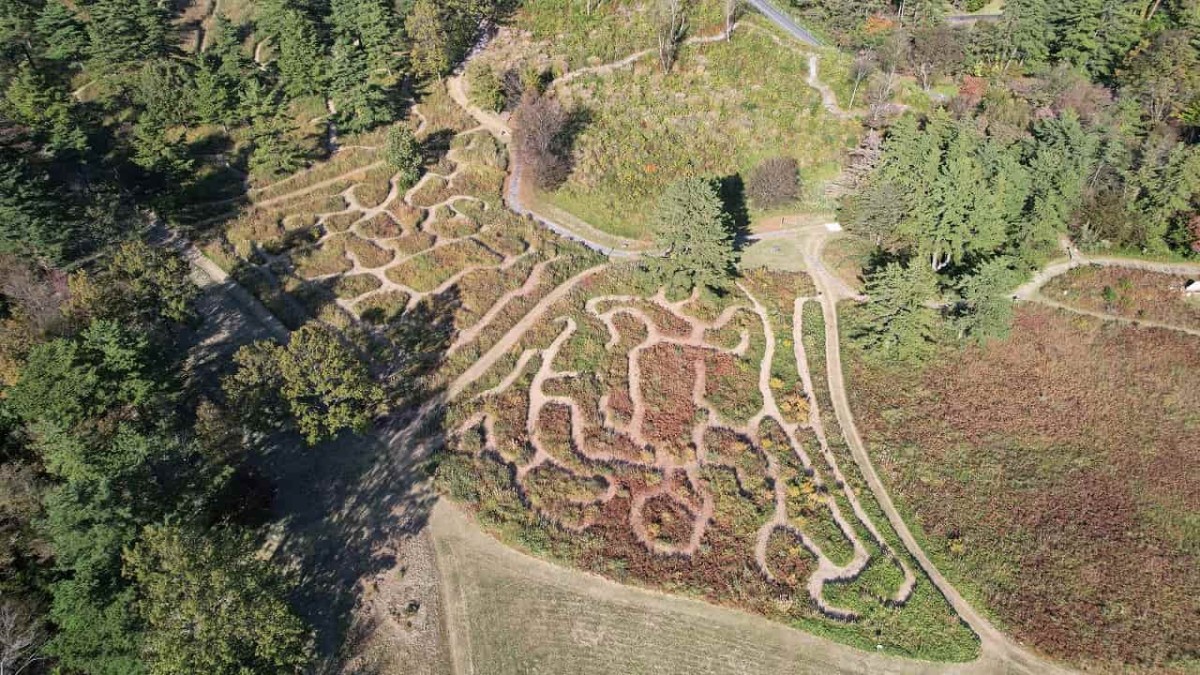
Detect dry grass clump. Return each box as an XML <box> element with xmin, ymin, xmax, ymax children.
<box><xmin>332</xmin><ymin>274</ymin><xmax>383</xmax><ymax>299</ymax></box>
<box><xmin>388</xmin><ymin>201</ymin><xmax>424</xmax><ymax>230</ymax></box>
<box><xmin>324</xmin><ymin>211</ymin><xmax>363</xmax><ymax>233</ymax></box>
<box><xmin>358</xmin><ymin>213</ymin><xmax>404</xmax><ymax>239</ymax></box>
<box><xmin>415</xmin><ymin>85</ymin><xmax>475</xmax><ymax>137</ymax></box>
<box><xmin>355</xmin><ymin>290</ymin><xmax>410</xmax><ymax>325</ymax></box>
<box><xmin>293</xmin><ymin>237</ymin><xmax>351</xmax><ymax>278</ymax></box>
<box><xmin>283</xmin><ymin>213</ymin><xmax>318</xmax><ymax>231</ymax></box>
<box><xmin>429</xmin><ymin>213</ymin><xmax>482</xmax><ymax>239</ymax></box>
<box><xmin>388</xmin><ymin>232</ymin><xmax>438</xmax><ymax>256</ymax></box>
<box><xmin>353</xmin><ymin>167</ymin><xmax>396</xmax><ymax>208</ymax></box>
<box><xmin>345</xmin><ymin>235</ymin><xmax>395</xmax><ymax>268</ymax></box>
<box><xmin>451</xmin><ymin>165</ymin><xmax>506</xmax><ymax>202</ymax></box>
<box><xmin>409</xmin><ymin>175</ymin><xmax>455</xmax><ymax>208</ymax></box>
<box><xmin>454</xmin><ymin>130</ymin><xmax>508</xmax><ymax>170</ymax></box>
<box><xmin>386</xmin><ymin>240</ymin><xmax>503</xmax><ymax>292</ymax></box>
<box><xmin>250</xmin><ymin>148</ymin><xmax>377</xmax><ymax>200</ymax></box>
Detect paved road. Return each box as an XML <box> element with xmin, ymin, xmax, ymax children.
<box><xmin>945</xmin><ymin>13</ymin><xmax>1003</xmax><ymax>25</ymax></box>
<box><xmin>746</xmin><ymin>0</ymin><xmax>822</xmax><ymax>46</ymax></box>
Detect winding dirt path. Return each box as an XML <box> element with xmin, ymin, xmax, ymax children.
<box><xmin>447</xmin><ymin>265</ymin><xmax>606</xmax><ymax>400</ymax></box>
<box><xmin>798</xmin><ymin>225</ymin><xmax>1071</xmax><ymax>675</ymax></box>
<box><xmin>1013</xmin><ymin>254</ymin><xmax>1200</xmax><ymax>337</ymax></box>
<box><xmin>806</xmin><ymin>55</ymin><xmax>851</xmax><ymax>120</ymax></box>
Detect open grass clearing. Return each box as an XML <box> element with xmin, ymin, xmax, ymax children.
<box><xmin>535</xmin><ymin>16</ymin><xmax>858</xmax><ymax>239</ymax></box>
<box><xmin>844</xmin><ymin>303</ymin><xmax>1200</xmax><ymax>670</ymax></box>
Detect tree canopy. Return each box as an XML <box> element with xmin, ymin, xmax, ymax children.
<box><xmin>649</xmin><ymin>177</ymin><xmax>740</xmax><ymax>293</ymax></box>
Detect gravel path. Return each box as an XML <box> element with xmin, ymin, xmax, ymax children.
<box><xmin>797</xmin><ymin>225</ymin><xmax>1072</xmax><ymax>675</ymax></box>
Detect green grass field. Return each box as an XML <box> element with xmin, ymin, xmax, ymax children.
<box><xmin>501</xmin><ymin>3</ymin><xmax>859</xmax><ymax>240</ymax></box>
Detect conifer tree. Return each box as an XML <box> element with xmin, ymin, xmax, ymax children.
<box><xmin>85</xmin><ymin>0</ymin><xmax>172</xmax><ymax>72</ymax></box>
<box><xmin>649</xmin><ymin>177</ymin><xmax>739</xmax><ymax>293</ymax></box>
<box><xmin>330</xmin><ymin>0</ymin><xmax>404</xmax><ymax>74</ymax></box>
<box><xmin>35</xmin><ymin>0</ymin><xmax>86</xmax><ymax>63</ymax></box>
<box><xmin>257</xmin><ymin>1</ymin><xmax>327</xmax><ymax>98</ymax></box>
<box><xmin>329</xmin><ymin>38</ymin><xmax>394</xmax><ymax>133</ymax></box>
<box><xmin>854</xmin><ymin>262</ymin><xmax>939</xmax><ymax>362</ymax></box>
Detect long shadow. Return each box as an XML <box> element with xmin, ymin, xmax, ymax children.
<box><xmin>718</xmin><ymin>173</ymin><xmax>753</xmax><ymax>250</ymax></box>
<box><xmin>421</xmin><ymin>129</ymin><xmax>458</xmax><ymax>168</ymax></box>
<box><xmin>251</xmin><ymin>288</ymin><xmax>460</xmax><ymax>664</ymax></box>
<box><xmin>555</xmin><ymin>107</ymin><xmax>593</xmax><ymax>188</ymax></box>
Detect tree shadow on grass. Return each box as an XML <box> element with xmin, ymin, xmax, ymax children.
<box><xmin>421</xmin><ymin>128</ymin><xmax>458</xmax><ymax>167</ymax></box>
<box><xmin>252</xmin><ymin>289</ymin><xmax>460</xmax><ymax>666</ymax></box>
<box><xmin>718</xmin><ymin>173</ymin><xmax>753</xmax><ymax>250</ymax></box>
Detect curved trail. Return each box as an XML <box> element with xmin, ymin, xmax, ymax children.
<box><xmin>1026</xmin><ymin>295</ymin><xmax>1200</xmax><ymax>337</ymax></box>
<box><xmin>806</xmin><ymin>55</ymin><xmax>851</xmax><ymax>119</ymax></box>
<box><xmin>798</xmin><ymin>226</ymin><xmax>1070</xmax><ymax>675</ymax></box>
<box><xmin>1013</xmin><ymin>254</ymin><xmax>1200</xmax><ymax>337</ymax></box>
<box><xmin>1013</xmin><ymin>255</ymin><xmax>1200</xmax><ymax>299</ymax></box>
<box><xmin>178</xmin><ymin>5</ymin><xmax>1156</xmax><ymax>669</ymax></box>
<box><xmin>551</xmin><ymin>24</ymin><xmax>739</xmax><ymax>88</ymax></box>
<box><xmin>446</xmin><ymin>72</ymin><xmax>645</xmax><ymax>258</ymax></box>
<box><xmin>447</xmin><ymin>265</ymin><xmax>606</xmax><ymax>400</ymax></box>
<box><xmin>441</xmin><ymin>15</ymin><xmax>1072</xmax><ymax>675</ymax></box>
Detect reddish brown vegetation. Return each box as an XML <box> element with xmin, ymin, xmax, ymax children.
<box><xmin>640</xmin><ymin>344</ymin><xmax>701</xmax><ymax>449</ymax></box>
<box><xmin>1043</xmin><ymin>265</ymin><xmax>1200</xmax><ymax>331</ymax></box>
<box><xmin>849</xmin><ymin>304</ymin><xmax>1200</xmax><ymax>667</ymax></box>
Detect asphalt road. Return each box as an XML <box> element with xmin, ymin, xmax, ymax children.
<box><xmin>745</xmin><ymin>0</ymin><xmax>822</xmax><ymax>46</ymax></box>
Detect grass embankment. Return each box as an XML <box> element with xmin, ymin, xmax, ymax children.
<box><xmin>505</xmin><ymin>2</ymin><xmax>858</xmax><ymax>239</ymax></box>
<box><xmin>842</xmin><ymin>303</ymin><xmax>1200</xmax><ymax>671</ymax></box>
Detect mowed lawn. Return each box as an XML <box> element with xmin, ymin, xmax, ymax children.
<box><xmin>520</xmin><ymin>11</ymin><xmax>857</xmax><ymax>239</ymax></box>
<box><xmin>845</xmin><ymin>304</ymin><xmax>1200</xmax><ymax>671</ymax></box>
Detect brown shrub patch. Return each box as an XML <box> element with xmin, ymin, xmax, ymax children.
<box><xmin>429</xmin><ymin>213</ymin><xmax>482</xmax><ymax>239</ymax></box>
<box><xmin>388</xmin><ymin>232</ymin><xmax>438</xmax><ymax>256</ymax></box>
<box><xmin>357</xmin><ymin>212</ymin><xmax>404</xmax><ymax>239</ymax></box>
<box><xmin>293</xmin><ymin>237</ymin><xmax>351</xmax><ymax>278</ymax></box>
<box><xmin>324</xmin><ymin>210</ymin><xmax>363</xmax><ymax>233</ymax></box>
<box><xmin>386</xmin><ymin>239</ymin><xmax>504</xmax><ymax>292</ymax></box>
<box><xmin>765</xmin><ymin>527</ymin><xmax>817</xmax><ymax>588</ymax></box>
<box><xmin>704</xmin><ymin>352</ymin><xmax>762</xmax><ymax>425</ymax></box>
<box><xmin>451</xmin><ymin>164</ymin><xmax>506</xmax><ymax>201</ymax></box>
<box><xmin>1042</xmin><ymin>265</ymin><xmax>1200</xmax><ymax>331</ymax></box>
<box><xmin>332</xmin><ymin>274</ymin><xmax>382</xmax><ymax>299</ymax></box>
<box><xmin>353</xmin><ymin>169</ymin><xmax>394</xmax><ymax>208</ymax></box>
<box><xmin>741</xmin><ymin>267</ymin><xmax>816</xmax><ymax>313</ymax></box>
<box><xmin>848</xmin><ymin>303</ymin><xmax>1200</xmax><ymax>667</ymax></box>
<box><xmin>640</xmin><ymin>344</ymin><xmax>701</xmax><ymax>450</ymax></box>
<box><xmin>344</xmin><ymin>235</ymin><xmax>395</xmax><ymax>268</ymax></box>
<box><xmin>409</xmin><ymin>175</ymin><xmax>454</xmax><ymax>208</ymax></box>
<box><xmin>522</xmin><ymin>463</ymin><xmax>609</xmax><ymax>519</ymax></box>
<box><xmin>387</xmin><ymin>201</ymin><xmax>424</xmax><ymax>230</ymax></box>
<box><xmin>704</xmin><ymin>427</ymin><xmax>771</xmax><ymax>504</ymax></box>
<box><xmin>639</xmin><ymin>494</ymin><xmax>695</xmax><ymax>548</ymax></box>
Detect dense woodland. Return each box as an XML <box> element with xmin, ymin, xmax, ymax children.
<box><xmin>0</xmin><ymin>0</ymin><xmax>496</xmax><ymax>673</ymax></box>
<box><xmin>1</xmin><ymin>0</ymin><xmax>1198</xmax><ymax>672</ymax></box>
<box><xmin>794</xmin><ymin>0</ymin><xmax>1200</xmax><ymax>358</ymax></box>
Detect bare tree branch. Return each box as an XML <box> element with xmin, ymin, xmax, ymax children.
<box><xmin>0</xmin><ymin>600</ymin><xmax>46</xmax><ymax>675</ymax></box>
<box><xmin>654</xmin><ymin>0</ymin><xmax>687</xmax><ymax>72</ymax></box>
